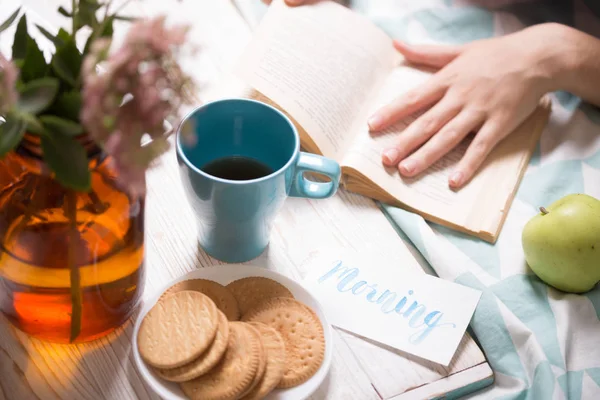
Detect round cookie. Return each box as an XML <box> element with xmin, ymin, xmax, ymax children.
<box><xmin>138</xmin><ymin>290</ymin><xmax>219</xmax><ymax>369</ymax></box>
<box><xmin>156</xmin><ymin>311</ymin><xmax>230</xmax><ymax>382</ymax></box>
<box><xmin>239</xmin><ymin>323</ymin><xmax>267</xmax><ymax>398</ymax></box>
<box><xmin>240</xmin><ymin>322</ymin><xmax>287</xmax><ymax>400</ymax></box>
<box><xmin>242</xmin><ymin>297</ymin><xmax>325</xmax><ymax>388</ymax></box>
<box><xmin>225</xmin><ymin>277</ymin><xmax>294</xmax><ymax>316</ymax></box>
<box><xmin>180</xmin><ymin>322</ymin><xmax>262</xmax><ymax>400</ymax></box>
<box><xmin>162</xmin><ymin>279</ymin><xmax>240</xmax><ymax>321</ymax></box>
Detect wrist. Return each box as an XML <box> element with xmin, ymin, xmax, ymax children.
<box><xmin>528</xmin><ymin>23</ymin><xmax>599</xmax><ymax>97</ymax></box>
<box><xmin>526</xmin><ymin>23</ymin><xmax>578</xmax><ymax>93</ymax></box>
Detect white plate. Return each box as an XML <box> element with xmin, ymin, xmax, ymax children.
<box><xmin>132</xmin><ymin>264</ymin><xmax>333</xmax><ymax>400</ymax></box>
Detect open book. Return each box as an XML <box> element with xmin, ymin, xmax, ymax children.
<box><xmin>233</xmin><ymin>0</ymin><xmax>551</xmax><ymax>243</ymax></box>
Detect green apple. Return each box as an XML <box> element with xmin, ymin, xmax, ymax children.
<box><xmin>522</xmin><ymin>193</ymin><xmax>600</xmax><ymax>293</ymax></box>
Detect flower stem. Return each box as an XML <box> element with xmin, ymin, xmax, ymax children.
<box><xmin>7</xmin><ymin>176</ymin><xmax>39</xmax><ymax>244</ymax></box>
<box><xmin>71</xmin><ymin>0</ymin><xmax>77</xmax><ymax>34</ymax></box>
<box><xmin>66</xmin><ymin>190</ymin><xmax>82</xmax><ymax>343</ymax></box>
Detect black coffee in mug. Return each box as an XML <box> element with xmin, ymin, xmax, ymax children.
<box><xmin>201</xmin><ymin>155</ymin><xmax>274</xmax><ymax>181</ymax></box>
<box><xmin>176</xmin><ymin>98</ymin><xmax>340</xmax><ymax>263</ymax></box>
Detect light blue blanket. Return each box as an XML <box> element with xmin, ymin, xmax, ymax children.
<box><xmin>235</xmin><ymin>1</ymin><xmax>600</xmax><ymax>398</ymax></box>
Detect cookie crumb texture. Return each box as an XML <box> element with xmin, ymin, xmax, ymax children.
<box><xmin>162</xmin><ymin>279</ymin><xmax>241</xmax><ymax>321</ymax></box>
<box><xmin>156</xmin><ymin>311</ymin><xmax>230</xmax><ymax>382</ymax></box>
<box><xmin>242</xmin><ymin>297</ymin><xmax>325</xmax><ymax>388</ymax></box>
<box><xmin>240</xmin><ymin>322</ymin><xmax>287</xmax><ymax>400</ymax></box>
<box><xmin>137</xmin><ymin>291</ymin><xmax>219</xmax><ymax>369</ymax></box>
<box><xmin>180</xmin><ymin>322</ymin><xmax>261</xmax><ymax>400</ymax></box>
<box><xmin>226</xmin><ymin>277</ymin><xmax>294</xmax><ymax>316</ymax></box>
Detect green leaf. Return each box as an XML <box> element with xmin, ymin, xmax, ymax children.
<box><xmin>0</xmin><ymin>115</ymin><xmax>26</xmax><ymax>157</ymax></box>
<box><xmin>51</xmin><ymin>90</ymin><xmax>82</xmax><ymax>121</ymax></box>
<box><xmin>20</xmin><ymin>37</ymin><xmax>48</xmax><ymax>82</ymax></box>
<box><xmin>100</xmin><ymin>17</ymin><xmax>114</xmax><ymax>38</ymax></box>
<box><xmin>17</xmin><ymin>77</ymin><xmax>59</xmax><ymax>114</ymax></box>
<box><xmin>12</xmin><ymin>14</ymin><xmax>28</xmax><ymax>60</ymax></box>
<box><xmin>39</xmin><ymin>116</ymin><xmax>83</xmax><ymax>136</ymax></box>
<box><xmin>18</xmin><ymin>112</ymin><xmax>45</xmax><ymax>135</ymax></box>
<box><xmin>41</xmin><ymin>134</ymin><xmax>91</xmax><ymax>192</ymax></box>
<box><xmin>13</xmin><ymin>59</ymin><xmax>24</xmax><ymax>70</ymax></box>
<box><xmin>77</xmin><ymin>0</ymin><xmax>102</xmax><ymax>29</ymax></box>
<box><xmin>57</xmin><ymin>6</ymin><xmax>72</xmax><ymax>18</ymax></box>
<box><xmin>57</xmin><ymin>28</ymin><xmax>71</xmax><ymax>43</ymax></box>
<box><xmin>0</xmin><ymin>7</ymin><xmax>21</xmax><ymax>34</ymax></box>
<box><xmin>113</xmin><ymin>15</ymin><xmax>137</xmax><ymax>22</ymax></box>
<box><xmin>84</xmin><ymin>17</ymin><xmax>113</xmax><ymax>55</ymax></box>
<box><xmin>51</xmin><ymin>38</ymin><xmax>82</xmax><ymax>87</ymax></box>
<box><xmin>35</xmin><ymin>24</ymin><xmax>65</xmax><ymax>48</ymax></box>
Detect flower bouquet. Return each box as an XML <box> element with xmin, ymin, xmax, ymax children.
<box><xmin>0</xmin><ymin>0</ymin><xmax>197</xmax><ymax>343</ymax></box>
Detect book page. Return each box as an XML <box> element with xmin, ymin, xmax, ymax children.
<box><xmin>342</xmin><ymin>64</ymin><xmax>524</xmax><ymax>232</ymax></box>
<box><xmin>234</xmin><ymin>0</ymin><xmax>399</xmax><ymax>161</ymax></box>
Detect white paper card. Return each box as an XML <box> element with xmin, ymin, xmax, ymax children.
<box><xmin>302</xmin><ymin>250</ymin><xmax>482</xmax><ymax>365</ymax></box>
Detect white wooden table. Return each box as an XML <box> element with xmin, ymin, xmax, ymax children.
<box><xmin>0</xmin><ymin>1</ymin><xmax>492</xmax><ymax>399</ymax></box>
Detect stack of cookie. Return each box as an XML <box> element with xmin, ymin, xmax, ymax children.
<box><xmin>136</xmin><ymin>277</ymin><xmax>325</xmax><ymax>400</ymax></box>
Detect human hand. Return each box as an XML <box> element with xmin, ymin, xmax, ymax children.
<box><xmin>368</xmin><ymin>23</ymin><xmax>569</xmax><ymax>189</ymax></box>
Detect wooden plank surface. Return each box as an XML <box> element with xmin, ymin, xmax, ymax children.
<box><xmin>0</xmin><ymin>0</ymin><xmax>491</xmax><ymax>399</ymax></box>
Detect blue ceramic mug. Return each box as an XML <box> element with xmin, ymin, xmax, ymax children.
<box><xmin>176</xmin><ymin>98</ymin><xmax>341</xmax><ymax>263</ymax></box>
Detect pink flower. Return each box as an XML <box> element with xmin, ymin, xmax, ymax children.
<box><xmin>0</xmin><ymin>54</ymin><xmax>18</xmax><ymax>115</ymax></box>
<box><xmin>81</xmin><ymin>16</ymin><xmax>198</xmax><ymax>197</ymax></box>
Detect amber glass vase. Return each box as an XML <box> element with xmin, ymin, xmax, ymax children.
<box><xmin>0</xmin><ymin>135</ymin><xmax>145</xmax><ymax>344</ymax></box>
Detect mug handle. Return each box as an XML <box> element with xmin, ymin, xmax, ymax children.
<box><xmin>289</xmin><ymin>152</ymin><xmax>341</xmax><ymax>199</ymax></box>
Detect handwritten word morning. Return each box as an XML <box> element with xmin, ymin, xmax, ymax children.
<box><xmin>318</xmin><ymin>260</ymin><xmax>456</xmax><ymax>344</ymax></box>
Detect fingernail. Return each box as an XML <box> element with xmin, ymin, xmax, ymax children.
<box><xmin>400</xmin><ymin>160</ymin><xmax>415</xmax><ymax>174</ymax></box>
<box><xmin>368</xmin><ymin>114</ymin><xmax>383</xmax><ymax>130</ymax></box>
<box><xmin>382</xmin><ymin>148</ymin><xmax>399</xmax><ymax>164</ymax></box>
<box><xmin>450</xmin><ymin>171</ymin><xmax>463</xmax><ymax>186</ymax></box>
